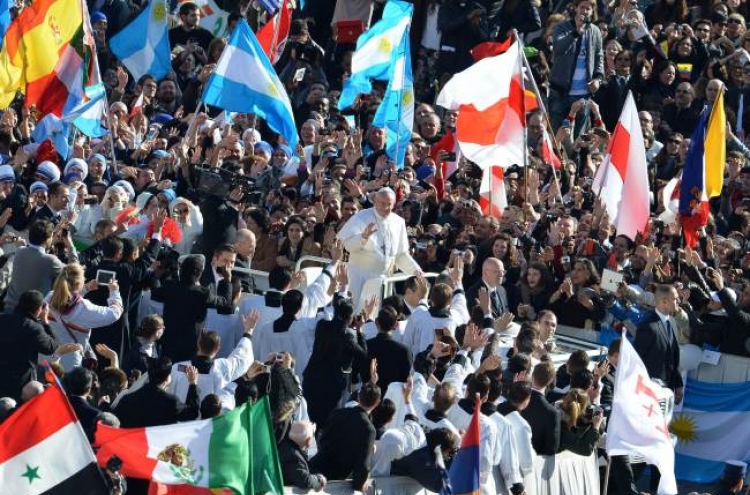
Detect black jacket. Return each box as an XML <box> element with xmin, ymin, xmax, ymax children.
<box><xmin>0</xmin><ymin>311</ymin><xmax>58</xmax><ymax>402</ymax></box>
<box><xmin>69</xmin><ymin>395</ymin><xmax>103</xmax><ymax>442</ymax></box>
<box><xmin>520</xmin><ymin>389</ymin><xmax>561</xmax><ymax>456</ymax></box>
<box><xmin>365</xmin><ymin>333</ymin><xmax>412</xmax><ymax>391</ymax></box>
<box><xmin>717</xmin><ymin>288</ymin><xmax>750</xmax><ymax>357</ymax></box>
<box><xmin>634</xmin><ymin>311</ymin><xmax>683</xmax><ymax>391</ymax></box>
<box><xmin>391</xmin><ymin>446</ymin><xmax>445</xmax><ymax>493</ymax></box>
<box><xmin>113</xmin><ymin>382</ymin><xmax>199</xmax><ymax>428</ymax></box>
<box><xmin>85</xmin><ymin>238</ymin><xmax>161</xmax><ymax>358</ymax></box>
<box><xmin>151</xmin><ymin>279</ymin><xmax>232</xmax><ymax>362</ymax></box>
<box><xmin>437</xmin><ymin>0</ymin><xmax>489</xmax><ymax>75</ymax></box>
<box><xmin>199</xmin><ymin>266</ymin><xmax>239</xmax><ymax>315</ymax></box>
<box><xmin>278</xmin><ymin>438</ymin><xmax>325</xmax><ymax>490</ymax></box>
<box><xmin>310</xmin><ymin>405</ymin><xmax>375</xmax><ymax>491</ymax></box>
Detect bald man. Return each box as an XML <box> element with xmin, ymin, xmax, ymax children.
<box><xmin>233</xmin><ymin>229</ymin><xmax>257</xmax><ymax>293</ymax></box>
<box><xmin>337</xmin><ymin>188</ymin><xmax>421</xmax><ymax>310</ymax></box>
<box><xmin>466</xmin><ymin>257</ymin><xmax>509</xmax><ymax>318</ymax></box>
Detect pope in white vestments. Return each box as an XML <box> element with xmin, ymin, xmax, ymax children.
<box><xmin>337</xmin><ymin>188</ymin><xmax>421</xmax><ymax>309</ymax></box>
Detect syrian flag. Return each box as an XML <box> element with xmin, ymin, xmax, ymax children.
<box><xmin>257</xmin><ymin>0</ymin><xmax>291</xmax><ymax>64</ymax></box>
<box><xmin>0</xmin><ymin>385</ymin><xmax>108</xmax><ymax>494</ymax></box>
<box><xmin>592</xmin><ymin>92</ymin><xmax>649</xmax><ymax>241</ymax></box>
<box><xmin>436</xmin><ymin>38</ymin><xmax>526</xmax><ymax>169</ymax></box>
<box><xmin>479</xmin><ymin>165</ymin><xmax>508</xmax><ymax>218</ymax></box>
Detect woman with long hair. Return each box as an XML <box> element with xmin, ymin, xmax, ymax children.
<box><xmin>514</xmin><ymin>261</ymin><xmax>557</xmax><ymax>321</ymax></box>
<box><xmin>550</xmin><ymin>259</ymin><xmax>606</xmax><ymax>329</ymax></box>
<box><xmin>303</xmin><ymin>296</ymin><xmax>367</xmax><ymax>425</ymax></box>
<box><xmin>276</xmin><ymin>216</ymin><xmax>322</xmax><ymax>270</ymax></box>
<box><xmin>556</xmin><ymin>388</ymin><xmax>603</xmax><ymax>456</ymax></box>
<box><xmin>47</xmin><ymin>263</ymin><xmax>124</xmax><ymax>370</ymax></box>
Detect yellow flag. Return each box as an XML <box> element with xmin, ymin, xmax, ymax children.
<box><xmin>705</xmin><ymin>90</ymin><xmax>726</xmax><ymax>198</ymax></box>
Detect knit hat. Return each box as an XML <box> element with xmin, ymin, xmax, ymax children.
<box><xmin>36</xmin><ymin>161</ymin><xmax>61</xmax><ymax>182</ymax></box>
<box><xmin>30</xmin><ymin>181</ymin><xmax>48</xmax><ymax>194</ymax></box>
<box><xmin>254</xmin><ymin>141</ymin><xmax>273</xmax><ymax>158</ymax></box>
<box><xmin>0</xmin><ymin>164</ymin><xmax>14</xmax><ymax>182</ymax></box>
<box><xmin>135</xmin><ymin>192</ymin><xmax>153</xmax><ymax>212</ymax></box>
<box><xmin>113</xmin><ymin>180</ymin><xmax>135</xmax><ymax>202</ymax></box>
<box><xmin>89</xmin><ymin>153</ymin><xmax>107</xmax><ymax>171</ymax></box>
<box><xmin>158</xmin><ymin>188</ymin><xmax>176</xmax><ymax>204</ymax></box>
<box><xmin>64</xmin><ymin>158</ymin><xmax>88</xmax><ymax>181</ymax></box>
<box><xmin>275</xmin><ymin>144</ymin><xmax>293</xmax><ymax>158</ymax></box>
<box><xmin>91</xmin><ymin>11</ymin><xmax>107</xmax><ymax>23</ymax></box>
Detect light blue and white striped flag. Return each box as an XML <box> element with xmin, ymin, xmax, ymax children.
<box><xmin>372</xmin><ymin>30</ymin><xmax>413</xmax><ymax>169</ymax></box>
<box><xmin>338</xmin><ymin>0</ymin><xmax>413</xmax><ymax>110</ymax></box>
<box><xmin>202</xmin><ymin>19</ymin><xmax>297</xmax><ymax>149</ymax></box>
<box><xmin>110</xmin><ymin>0</ymin><xmax>172</xmax><ymax>81</ymax></box>
<box><xmin>674</xmin><ymin>378</ymin><xmax>750</xmax><ymax>483</ymax></box>
<box><xmin>64</xmin><ymin>83</ymin><xmax>107</xmax><ymax>137</ymax></box>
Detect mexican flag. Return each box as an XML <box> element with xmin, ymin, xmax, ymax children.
<box><xmin>94</xmin><ymin>397</ymin><xmax>283</xmax><ymax>495</ymax></box>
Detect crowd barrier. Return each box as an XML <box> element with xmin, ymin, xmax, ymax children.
<box><xmin>279</xmin><ymin>451</ymin><xmax>600</xmax><ymax>495</ymax></box>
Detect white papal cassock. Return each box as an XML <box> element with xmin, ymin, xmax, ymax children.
<box><xmin>337</xmin><ymin>207</ymin><xmax>420</xmax><ymax>309</ymax></box>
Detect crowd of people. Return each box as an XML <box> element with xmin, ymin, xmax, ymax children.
<box><xmin>0</xmin><ymin>0</ymin><xmax>749</xmax><ymax>494</ymax></box>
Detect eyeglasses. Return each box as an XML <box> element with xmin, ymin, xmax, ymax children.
<box><xmin>175</xmin><ymin>208</ymin><xmax>189</xmax><ymax>214</ymax></box>
<box><xmin>696</xmin><ymin>27</ymin><xmax>711</xmax><ymax>32</ymax></box>
<box><xmin>729</xmin><ymin>18</ymin><xmax>743</xmax><ymax>24</ymax></box>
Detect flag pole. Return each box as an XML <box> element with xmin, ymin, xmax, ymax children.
<box><xmin>514</xmin><ymin>30</ymin><xmax>530</xmax><ymax>217</ymax></box>
<box><xmin>521</xmin><ymin>49</ymin><xmax>566</xmax><ymax>204</ymax></box>
<box><xmin>393</xmin><ymin>30</ymin><xmax>409</xmax><ymax>169</ymax></box>
<box><xmin>104</xmin><ymin>108</ymin><xmax>119</xmax><ymax>176</ymax></box>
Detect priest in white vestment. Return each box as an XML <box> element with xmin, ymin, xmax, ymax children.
<box><xmin>337</xmin><ymin>188</ymin><xmax>421</xmax><ymax>309</ymax></box>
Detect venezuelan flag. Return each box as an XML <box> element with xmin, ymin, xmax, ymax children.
<box><xmin>0</xmin><ymin>0</ymin><xmax>83</xmax><ymax>112</ymax></box>
<box><xmin>448</xmin><ymin>396</ymin><xmax>481</xmax><ymax>495</ymax></box>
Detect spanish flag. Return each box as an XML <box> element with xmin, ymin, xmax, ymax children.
<box><xmin>0</xmin><ymin>0</ymin><xmax>83</xmax><ymax>112</ymax></box>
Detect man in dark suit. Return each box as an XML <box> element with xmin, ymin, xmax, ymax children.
<box><xmin>85</xmin><ymin>216</ymin><xmax>163</xmax><ymax>359</ymax></box>
<box><xmin>310</xmin><ymin>382</ymin><xmax>380</xmax><ymax>492</ymax></box>
<box><xmin>278</xmin><ymin>421</ymin><xmax>327</xmax><ymax>491</ymax></box>
<box><xmin>366</xmin><ymin>307</ymin><xmax>413</xmax><ymax>391</ymax></box>
<box><xmin>521</xmin><ymin>359</ymin><xmax>561</xmax><ymax>456</ymax></box>
<box><xmin>465</xmin><ymin>257</ymin><xmax>508</xmax><ymax>318</ymax></box>
<box><xmin>200</xmin><ymin>243</ymin><xmax>241</xmax><ymax>314</ymax></box>
<box><xmin>633</xmin><ymin>284</ymin><xmax>684</xmax><ymax>404</ymax></box>
<box><xmin>392</xmin><ymin>427</ymin><xmax>460</xmax><ymax>492</ymax></box>
<box><xmin>65</xmin><ymin>367</ymin><xmax>103</xmax><ymax>442</ymax></box>
<box><xmin>113</xmin><ymin>357</ymin><xmax>200</xmax><ymax>428</ymax></box>
<box><xmin>32</xmin><ymin>181</ymin><xmax>69</xmax><ymax>226</ymax></box>
<box><xmin>0</xmin><ymin>290</ymin><xmax>75</xmax><ymax>402</ymax></box>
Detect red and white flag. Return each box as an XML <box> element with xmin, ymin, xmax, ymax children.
<box><xmin>436</xmin><ymin>39</ymin><xmax>526</xmax><ymax>169</ymax></box>
<box><xmin>430</xmin><ymin>129</ymin><xmax>460</xmax><ymax>178</ymax></box>
<box><xmin>479</xmin><ymin>165</ymin><xmax>507</xmax><ymax>218</ymax></box>
<box><xmin>592</xmin><ymin>92</ymin><xmax>649</xmax><ymax>241</ymax></box>
<box><xmin>0</xmin><ymin>385</ymin><xmax>108</xmax><ymax>494</ymax></box>
<box><xmin>541</xmin><ymin>127</ymin><xmax>562</xmax><ymax>170</ymax></box>
<box><xmin>130</xmin><ymin>91</ymin><xmax>144</xmax><ymax>117</ymax></box>
<box><xmin>606</xmin><ymin>335</ymin><xmax>678</xmax><ymax>495</ymax></box>
<box><xmin>257</xmin><ymin>0</ymin><xmax>291</xmax><ymax>64</ymax></box>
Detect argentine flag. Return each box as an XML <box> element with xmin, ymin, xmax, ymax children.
<box><xmin>202</xmin><ymin>19</ymin><xmax>298</xmax><ymax>150</ymax></box>
<box><xmin>65</xmin><ymin>83</ymin><xmax>107</xmax><ymax>137</ymax></box>
<box><xmin>110</xmin><ymin>0</ymin><xmax>171</xmax><ymax>81</ymax></box>
<box><xmin>372</xmin><ymin>31</ymin><xmax>413</xmax><ymax>169</ymax></box>
<box><xmin>674</xmin><ymin>377</ymin><xmax>750</xmax><ymax>483</ymax></box>
<box><xmin>338</xmin><ymin>0</ymin><xmax>413</xmax><ymax>110</ymax></box>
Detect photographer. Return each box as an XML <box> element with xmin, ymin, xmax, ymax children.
<box><xmin>555</xmin><ymin>388</ymin><xmax>603</xmax><ymax>456</ymax></box>
<box><xmin>198</xmin><ymin>183</ymin><xmax>243</xmax><ymax>260</ymax></box>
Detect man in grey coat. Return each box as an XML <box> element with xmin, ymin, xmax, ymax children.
<box><xmin>548</xmin><ymin>0</ymin><xmax>604</xmax><ymax>129</ymax></box>
<box><xmin>4</xmin><ymin>219</ymin><xmax>77</xmax><ymax>313</ymax></box>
